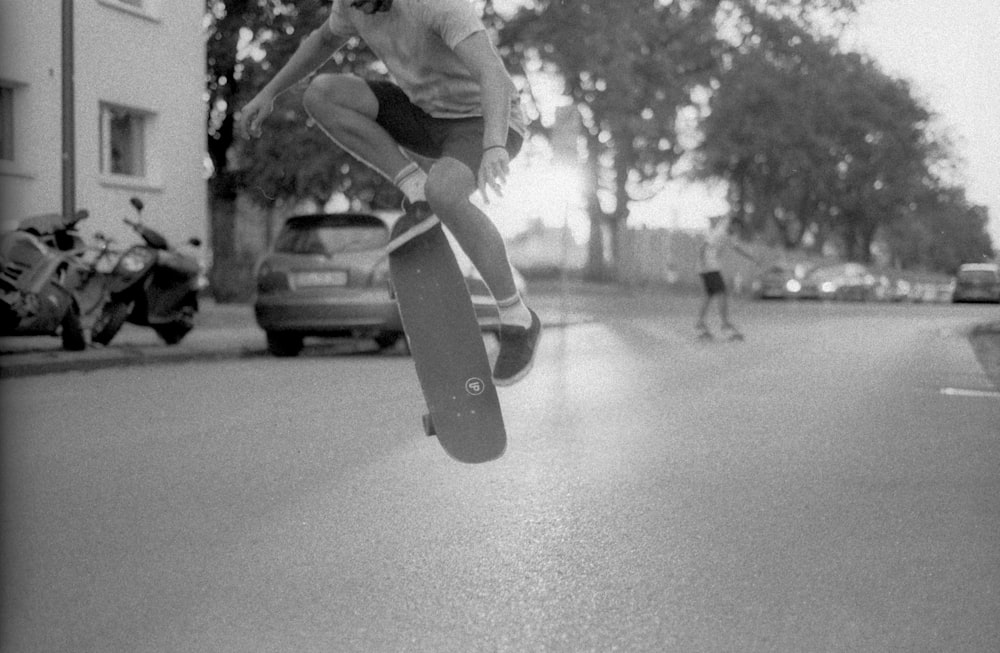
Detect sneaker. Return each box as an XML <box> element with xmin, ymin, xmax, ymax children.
<box><xmin>387</xmin><ymin>199</ymin><xmax>439</xmax><ymax>253</ymax></box>
<box><xmin>493</xmin><ymin>308</ymin><xmax>542</xmax><ymax>386</ymax></box>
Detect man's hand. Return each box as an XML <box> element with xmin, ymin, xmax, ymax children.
<box><xmin>238</xmin><ymin>93</ymin><xmax>275</xmax><ymax>140</ymax></box>
<box><xmin>478</xmin><ymin>146</ymin><xmax>510</xmax><ymax>204</ymax></box>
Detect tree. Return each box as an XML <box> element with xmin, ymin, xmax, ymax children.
<box><xmin>498</xmin><ymin>0</ymin><xmax>861</xmax><ymax>280</ymax></box>
<box><xmin>204</xmin><ymin>0</ymin><xmax>398</xmax><ymax>299</ymax></box>
<box><xmin>205</xmin><ymin>0</ymin><xmax>397</xmax><ymax>209</ymax></box>
<box><xmin>500</xmin><ymin>0</ymin><xmax>721</xmax><ymax>280</ymax></box>
<box><xmin>699</xmin><ymin>19</ymin><xmax>938</xmax><ymax>261</ymax></box>
<box><xmin>695</xmin><ymin>8</ymin><xmax>994</xmax><ymax>267</ymax></box>
<box><xmin>886</xmin><ymin>187</ymin><xmax>995</xmax><ymax>273</ymax></box>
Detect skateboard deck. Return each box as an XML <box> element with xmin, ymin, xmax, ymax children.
<box><xmin>696</xmin><ymin>326</ymin><xmax>744</xmax><ymax>342</ymax></box>
<box><xmin>389</xmin><ymin>221</ymin><xmax>506</xmax><ymax>464</ymax></box>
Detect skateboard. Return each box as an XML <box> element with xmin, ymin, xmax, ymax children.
<box><xmin>721</xmin><ymin>325</ymin><xmax>745</xmax><ymax>342</ymax></box>
<box><xmin>388</xmin><ymin>219</ymin><xmax>506</xmax><ymax>464</ymax></box>
<box><xmin>695</xmin><ymin>325</ymin><xmax>744</xmax><ymax>342</ymax></box>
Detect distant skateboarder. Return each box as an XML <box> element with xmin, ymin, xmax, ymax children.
<box><xmin>695</xmin><ymin>215</ymin><xmax>759</xmax><ymax>341</ymax></box>
<box><xmin>239</xmin><ymin>0</ymin><xmax>541</xmax><ymax>385</ymax></box>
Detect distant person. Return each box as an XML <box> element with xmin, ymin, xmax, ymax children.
<box><xmin>695</xmin><ymin>215</ymin><xmax>759</xmax><ymax>340</ymax></box>
<box><xmin>237</xmin><ymin>0</ymin><xmax>540</xmax><ymax>385</ymax></box>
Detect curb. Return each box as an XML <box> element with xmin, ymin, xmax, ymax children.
<box><xmin>0</xmin><ymin>308</ymin><xmax>594</xmax><ymax>379</ymax></box>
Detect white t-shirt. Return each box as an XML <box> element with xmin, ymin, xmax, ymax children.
<box><xmin>699</xmin><ymin>221</ymin><xmax>730</xmax><ymax>273</ymax></box>
<box><xmin>326</xmin><ymin>0</ymin><xmax>526</xmax><ymax>134</ymax></box>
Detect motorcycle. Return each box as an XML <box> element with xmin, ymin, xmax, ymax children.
<box><xmin>0</xmin><ymin>212</ymin><xmax>91</xmax><ymax>350</ymax></box>
<box><xmin>19</xmin><ymin>208</ymin><xmax>119</xmax><ymax>319</ymax></box>
<box><xmin>91</xmin><ymin>197</ymin><xmax>204</xmax><ymax>346</ymax></box>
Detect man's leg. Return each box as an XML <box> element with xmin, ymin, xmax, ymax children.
<box><xmin>425</xmin><ymin>157</ymin><xmax>539</xmax><ymax>385</ymax></box>
<box><xmin>303</xmin><ymin>74</ymin><xmax>424</xmax><ymax>194</ymax></box>
<box><xmin>304</xmin><ymin>74</ymin><xmax>438</xmax><ymax>250</ymax></box>
<box><xmin>718</xmin><ymin>290</ymin><xmax>732</xmax><ymax>327</ymax></box>
<box><xmin>424</xmin><ymin>158</ymin><xmax>522</xmax><ymax>312</ymax></box>
<box><xmin>696</xmin><ymin>294</ymin><xmax>712</xmax><ymax>328</ymax></box>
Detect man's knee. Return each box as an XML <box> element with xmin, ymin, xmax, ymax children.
<box><xmin>302</xmin><ymin>74</ymin><xmax>376</xmax><ymax>120</ymax></box>
<box><xmin>425</xmin><ymin>159</ymin><xmax>475</xmax><ymax>211</ymax></box>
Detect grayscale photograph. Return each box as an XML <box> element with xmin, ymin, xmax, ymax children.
<box><xmin>1</xmin><ymin>0</ymin><xmax>998</xmax><ymax>651</ymax></box>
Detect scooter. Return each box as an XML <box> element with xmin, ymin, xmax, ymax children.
<box><xmin>18</xmin><ymin>208</ymin><xmax>119</xmax><ymax>318</ymax></box>
<box><xmin>91</xmin><ymin>197</ymin><xmax>204</xmax><ymax>346</ymax></box>
<box><xmin>0</xmin><ymin>217</ymin><xmax>88</xmax><ymax>351</ymax></box>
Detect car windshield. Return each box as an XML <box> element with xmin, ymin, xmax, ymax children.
<box><xmin>274</xmin><ymin>223</ymin><xmax>388</xmax><ymax>256</ymax></box>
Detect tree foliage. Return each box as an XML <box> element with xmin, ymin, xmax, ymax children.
<box><xmin>698</xmin><ymin>17</ymin><xmax>935</xmax><ymax>260</ymax></box>
<box><xmin>498</xmin><ymin>0</ymin><xmax>863</xmax><ymax>279</ymax></box>
<box><xmin>205</xmin><ymin>0</ymin><xmax>397</xmax><ymax>208</ymax></box>
<box><xmin>885</xmin><ymin>187</ymin><xmax>994</xmax><ymax>272</ymax></box>
<box><xmin>204</xmin><ymin>0</ymin><xmax>991</xmax><ymax>274</ymax></box>
<box><xmin>697</xmin><ymin>9</ymin><xmax>993</xmax><ymax>266</ymax></box>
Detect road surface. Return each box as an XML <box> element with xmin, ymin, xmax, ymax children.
<box><xmin>2</xmin><ymin>298</ymin><xmax>998</xmax><ymax>652</ymax></box>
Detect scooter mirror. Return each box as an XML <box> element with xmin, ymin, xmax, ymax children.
<box><xmin>130</xmin><ymin>197</ymin><xmax>144</xmax><ymax>212</ymax></box>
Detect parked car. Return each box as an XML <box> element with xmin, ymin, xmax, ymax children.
<box><xmin>752</xmin><ymin>264</ymin><xmax>818</xmax><ymax>300</ymax></box>
<box><xmin>253</xmin><ymin>211</ymin><xmax>526</xmax><ymax>356</ymax></box>
<box><xmin>952</xmin><ymin>263</ymin><xmax>1000</xmax><ymax>303</ymax></box>
<box><xmin>807</xmin><ymin>263</ymin><xmax>878</xmax><ymax>301</ymax></box>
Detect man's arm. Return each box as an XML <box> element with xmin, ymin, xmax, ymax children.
<box><xmin>732</xmin><ymin>241</ymin><xmax>762</xmax><ymax>266</ymax></box>
<box><xmin>452</xmin><ymin>30</ymin><xmax>518</xmax><ymax>201</ymax></box>
<box><xmin>238</xmin><ymin>25</ymin><xmax>347</xmax><ymax>139</ymax></box>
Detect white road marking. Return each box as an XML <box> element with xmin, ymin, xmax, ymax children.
<box><xmin>940</xmin><ymin>387</ymin><xmax>1000</xmax><ymax>399</ymax></box>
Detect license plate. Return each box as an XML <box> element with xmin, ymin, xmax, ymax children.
<box><xmin>293</xmin><ymin>270</ymin><xmax>348</xmax><ymax>288</ymax></box>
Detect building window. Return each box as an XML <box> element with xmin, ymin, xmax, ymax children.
<box><xmin>96</xmin><ymin>0</ymin><xmax>161</xmax><ymax>24</ymax></box>
<box><xmin>0</xmin><ymin>85</ymin><xmax>14</xmax><ymax>162</ymax></box>
<box><xmin>99</xmin><ymin>103</ymin><xmax>148</xmax><ymax>177</ymax></box>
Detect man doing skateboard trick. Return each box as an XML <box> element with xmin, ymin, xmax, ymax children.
<box><xmin>238</xmin><ymin>0</ymin><xmax>541</xmax><ymax>386</ymax></box>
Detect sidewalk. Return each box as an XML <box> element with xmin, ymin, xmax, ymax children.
<box><xmin>0</xmin><ymin>281</ymin><xmax>600</xmax><ymax>379</ymax></box>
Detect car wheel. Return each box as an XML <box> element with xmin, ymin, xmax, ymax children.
<box><xmin>266</xmin><ymin>331</ymin><xmax>304</xmax><ymax>357</ymax></box>
<box><xmin>91</xmin><ymin>300</ymin><xmax>132</xmax><ymax>346</ymax></box>
<box><xmin>374</xmin><ymin>331</ymin><xmax>403</xmax><ymax>351</ymax></box>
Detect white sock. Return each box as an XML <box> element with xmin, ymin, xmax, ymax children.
<box><xmin>393</xmin><ymin>163</ymin><xmax>427</xmax><ymax>203</ymax></box>
<box><xmin>497</xmin><ymin>293</ymin><xmax>532</xmax><ymax>329</ymax></box>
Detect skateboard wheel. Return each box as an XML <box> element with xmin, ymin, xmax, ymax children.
<box><xmin>422</xmin><ymin>413</ymin><xmax>436</xmax><ymax>437</ymax></box>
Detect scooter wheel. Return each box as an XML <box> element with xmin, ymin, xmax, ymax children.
<box><xmin>154</xmin><ymin>320</ymin><xmax>192</xmax><ymax>345</ymax></box>
<box><xmin>60</xmin><ymin>304</ymin><xmax>86</xmax><ymax>351</ymax></box>
<box><xmin>91</xmin><ymin>301</ymin><xmax>131</xmax><ymax>346</ymax></box>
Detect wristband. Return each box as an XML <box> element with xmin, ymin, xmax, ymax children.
<box><xmin>483</xmin><ymin>145</ymin><xmax>507</xmax><ymax>154</ymax></box>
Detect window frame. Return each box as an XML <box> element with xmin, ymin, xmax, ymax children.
<box><xmin>0</xmin><ymin>83</ymin><xmax>15</xmax><ymax>162</ymax></box>
<box><xmin>96</xmin><ymin>0</ymin><xmax>161</xmax><ymax>23</ymax></box>
<box><xmin>98</xmin><ymin>101</ymin><xmax>161</xmax><ymax>190</ymax></box>
<box><xmin>0</xmin><ymin>79</ymin><xmax>32</xmax><ymax>179</ymax></box>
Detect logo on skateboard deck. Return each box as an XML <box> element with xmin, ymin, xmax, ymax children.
<box><xmin>465</xmin><ymin>377</ymin><xmax>485</xmax><ymax>395</ymax></box>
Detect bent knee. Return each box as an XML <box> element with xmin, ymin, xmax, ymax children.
<box><xmin>302</xmin><ymin>74</ymin><xmax>377</xmax><ymax>119</ymax></box>
<box><xmin>425</xmin><ymin>159</ymin><xmax>476</xmax><ymax>210</ymax></box>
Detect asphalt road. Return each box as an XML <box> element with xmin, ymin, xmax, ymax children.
<box><xmin>2</xmin><ymin>297</ymin><xmax>998</xmax><ymax>652</ymax></box>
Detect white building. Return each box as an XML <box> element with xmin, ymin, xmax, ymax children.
<box><xmin>0</xmin><ymin>0</ymin><xmax>206</xmax><ymax>249</ymax></box>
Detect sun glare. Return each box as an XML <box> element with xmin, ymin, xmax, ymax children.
<box><xmin>478</xmin><ymin>159</ymin><xmax>590</xmax><ymax>244</ymax></box>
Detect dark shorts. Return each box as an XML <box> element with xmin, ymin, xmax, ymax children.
<box><xmin>366</xmin><ymin>80</ymin><xmax>523</xmax><ymax>174</ymax></box>
<box><xmin>700</xmin><ymin>271</ymin><xmax>726</xmax><ymax>296</ymax></box>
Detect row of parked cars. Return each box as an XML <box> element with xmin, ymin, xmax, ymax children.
<box><xmin>752</xmin><ymin>261</ymin><xmax>1000</xmax><ymax>304</ymax></box>
<box><xmin>252</xmin><ymin>210</ymin><xmax>527</xmax><ymax>356</ymax></box>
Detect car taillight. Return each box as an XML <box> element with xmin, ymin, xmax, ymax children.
<box><xmin>256</xmin><ymin>262</ymin><xmax>290</xmax><ymax>293</ymax></box>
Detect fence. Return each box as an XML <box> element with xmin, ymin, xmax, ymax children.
<box><xmin>619</xmin><ymin>226</ymin><xmax>773</xmax><ymax>293</ymax></box>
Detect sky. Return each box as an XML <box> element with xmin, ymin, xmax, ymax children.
<box><xmin>495</xmin><ymin>0</ymin><xmax>1000</xmax><ymax>248</ymax></box>
<box><xmin>844</xmin><ymin>0</ymin><xmax>1000</xmax><ymax>246</ymax></box>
